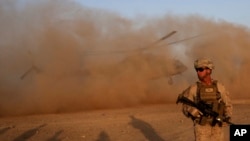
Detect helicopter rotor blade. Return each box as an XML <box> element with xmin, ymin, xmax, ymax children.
<box><xmin>154</xmin><ymin>30</ymin><xmax>177</xmax><ymax>44</ymax></box>
<box><xmin>84</xmin><ymin>30</ymin><xmax>177</xmax><ymax>55</ymax></box>
<box><xmin>167</xmin><ymin>34</ymin><xmax>202</xmax><ymax>45</ymax></box>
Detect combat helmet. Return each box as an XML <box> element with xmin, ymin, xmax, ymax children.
<box><xmin>194</xmin><ymin>57</ymin><xmax>215</xmax><ymax>70</ymax></box>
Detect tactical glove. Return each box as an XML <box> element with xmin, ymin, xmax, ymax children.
<box><xmin>189</xmin><ymin>107</ymin><xmax>203</xmax><ymax>118</ymax></box>
<box><xmin>224</xmin><ymin>116</ymin><xmax>231</xmax><ymax>123</ymax></box>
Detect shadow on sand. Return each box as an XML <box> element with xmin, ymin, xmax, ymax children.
<box><xmin>13</xmin><ymin>124</ymin><xmax>46</xmax><ymax>141</ymax></box>
<box><xmin>129</xmin><ymin>115</ymin><xmax>165</xmax><ymax>141</ymax></box>
<box><xmin>46</xmin><ymin>129</ymin><xmax>64</xmax><ymax>141</ymax></box>
<box><xmin>95</xmin><ymin>131</ymin><xmax>111</xmax><ymax>141</ymax></box>
<box><xmin>0</xmin><ymin>126</ymin><xmax>15</xmax><ymax>135</ymax></box>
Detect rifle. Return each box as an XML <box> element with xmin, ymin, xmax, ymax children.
<box><xmin>176</xmin><ymin>94</ymin><xmax>233</xmax><ymax>125</ymax></box>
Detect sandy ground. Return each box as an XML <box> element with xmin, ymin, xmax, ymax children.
<box><xmin>0</xmin><ymin>101</ymin><xmax>250</xmax><ymax>141</ymax></box>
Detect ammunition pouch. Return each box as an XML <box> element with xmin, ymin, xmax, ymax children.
<box><xmin>213</xmin><ymin>102</ymin><xmax>225</xmax><ymax>122</ymax></box>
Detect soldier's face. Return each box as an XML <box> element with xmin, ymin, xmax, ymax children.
<box><xmin>196</xmin><ymin>67</ymin><xmax>212</xmax><ymax>80</ymax></box>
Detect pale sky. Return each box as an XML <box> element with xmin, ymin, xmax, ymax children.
<box><xmin>75</xmin><ymin>0</ymin><xmax>250</xmax><ymax>28</ymax></box>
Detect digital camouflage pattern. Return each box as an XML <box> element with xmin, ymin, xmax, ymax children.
<box><xmin>180</xmin><ymin>81</ymin><xmax>232</xmax><ymax>141</ymax></box>
<box><xmin>194</xmin><ymin>58</ymin><xmax>215</xmax><ymax>70</ymax></box>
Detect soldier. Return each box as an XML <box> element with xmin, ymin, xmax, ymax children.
<box><xmin>178</xmin><ymin>57</ymin><xmax>232</xmax><ymax>141</ymax></box>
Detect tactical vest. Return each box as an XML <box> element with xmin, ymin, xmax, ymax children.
<box><xmin>196</xmin><ymin>80</ymin><xmax>225</xmax><ymax>126</ymax></box>
<box><xmin>196</xmin><ymin>80</ymin><xmax>221</xmax><ymax>103</ymax></box>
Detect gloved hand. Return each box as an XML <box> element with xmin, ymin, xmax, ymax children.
<box><xmin>224</xmin><ymin>116</ymin><xmax>232</xmax><ymax>123</ymax></box>
<box><xmin>189</xmin><ymin>107</ymin><xmax>203</xmax><ymax>118</ymax></box>
<box><xmin>222</xmin><ymin>116</ymin><xmax>232</xmax><ymax>126</ymax></box>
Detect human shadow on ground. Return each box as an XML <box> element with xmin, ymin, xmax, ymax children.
<box><xmin>0</xmin><ymin>126</ymin><xmax>15</xmax><ymax>135</ymax></box>
<box><xmin>13</xmin><ymin>124</ymin><xmax>46</xmax><ymax>141</ymax></box>
<box><xmin>129</xmin><ymin>115</ymin><xmax>165</xmax><ymax>141</ymax></box>
<box><xmin>46</xmin><ymin>129</ymin><xmax>64</xmax><ymax>141</ymax></box>
<box><xmin>95</xmin><ymin>130</ymin><xmax>111</xmax><ymax>141</ymax></box>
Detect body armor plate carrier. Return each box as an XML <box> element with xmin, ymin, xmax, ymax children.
<box><xmin>196</xmin><ymin>80</ymin><xmax>224</xmax><ymax>126</ymax></box>
<box><xmin>197</xmin><ymin>80</ymin><xmax>221</xmax><ymax>103</ymax></box>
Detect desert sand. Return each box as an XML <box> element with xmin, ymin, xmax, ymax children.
<box><xmin>1</xmin><ymin>101</ymin><xmax>250</xmax><ymax>141</ymax></box>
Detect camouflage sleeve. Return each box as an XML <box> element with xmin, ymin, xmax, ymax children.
<box><xmin>180</xmin><ymin>84</ymin><xmax>201</xmax><ymax>118</ymax></box>
<box><xmin>217</xmin><ymin>81</ymin><xmax>233</xmax><ymax>117</ymax></box>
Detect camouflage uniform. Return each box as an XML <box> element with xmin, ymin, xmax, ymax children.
<box><xmin>179</xmin><ymin>58</ymin><xmax>232</xmax><ymax>141</ymax></box>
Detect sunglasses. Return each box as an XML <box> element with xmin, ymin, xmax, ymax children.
<box><xmin>196</xmin><ymin>67</ymin><xmax>209</xmax><ymax>72</ymax></box>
